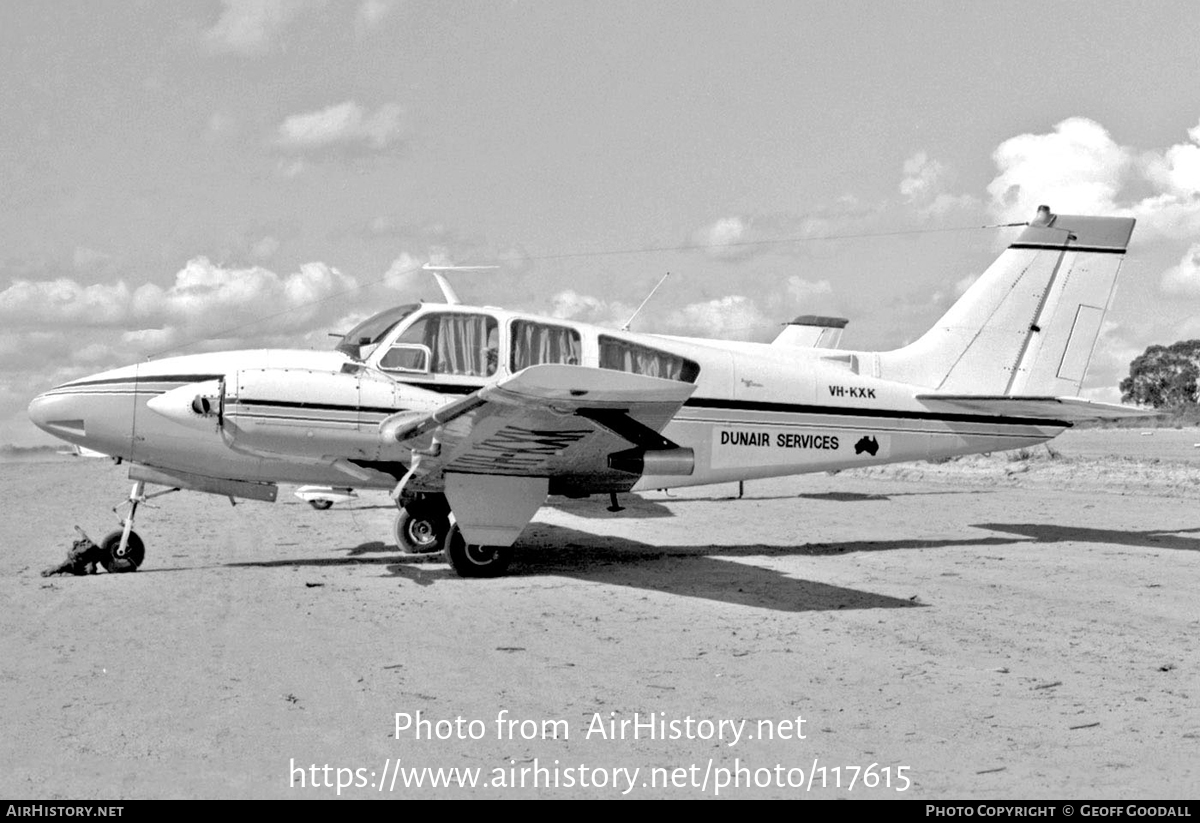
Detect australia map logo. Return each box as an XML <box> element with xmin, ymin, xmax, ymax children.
<box><xmin>854</xmin><ymin>435</ymin><xmax>879</xmax><ymax>456</ymax></box>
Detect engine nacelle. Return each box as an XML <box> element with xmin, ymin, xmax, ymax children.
<box><xmin>149</xmin><ymin>367</ymin><xmax>447</xmax><ymax>461</ymax></box>
<box><xmin>607</xmin><ymin>447</ymin><xmax>695</xmax><ymax>476</ymax></box>
<box><xmin>224</xmin><ymin>367</ymin><xmax>448</xmax><ymax>460</ymax></box>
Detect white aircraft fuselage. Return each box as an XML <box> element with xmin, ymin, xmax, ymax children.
<box><xmin>27</xmin><ymin>309</ymin><xmax>1060</xmax><ymax>492</ymax></box>
<box><xmin>26</xmin><ymin>208</ymin><xmax>1148</xmax><ymax>576</ymax></box>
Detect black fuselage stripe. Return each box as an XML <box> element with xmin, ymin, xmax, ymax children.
<box><xmin>60</xmin><ymin>374</ymin><xmax>225</xmax><ymax>389</ymax></box>
<box><xmin>683</xmin><ymin>397</ymin><xmax>1069</xmax><ymax>427</ymax></box>
<box><xmin>231</xmin><ymin>399</ymin><xmax>405</xmax><ymax>415</ymax></box>
<box><xmin>234</xmin><ymin>397</ymin><xmax>1066</xmax><ymax>428</ymax></box>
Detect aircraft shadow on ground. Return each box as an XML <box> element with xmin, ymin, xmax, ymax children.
<box><xmin>543</xmin><ymin>487</ymin><xmax>995</xmax><ymax>515</ymax></box>
<box><xmin>223</xmin><ymin>526</ymin><xmax>933</xmax><ymax>612</ymax></box>
<box><xmin>383</xmin><ymin>524</ymin><xmax>925</xmax><ymax>613</ymax></box>
<box><xmin>973</xmin><ymin>522</ymin><xmax>1200</xmax><ymax>554</ymax></box>
<box><xmin>211</xmin><ymin>519</ymin><xmax>1200</xmax><ymax>612</ymax></box>
<box><xmin>545</xmin><ymin>495</ymin><xmax>675</xmax><ymax>519</ymax></box>
<box><xmin>645</xmin><ymin>489</ymin><xmax>994</xmax><ymax>505</ymax></box>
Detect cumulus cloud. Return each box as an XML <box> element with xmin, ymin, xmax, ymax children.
<box><xmin>665</xmin><ymin>295</ymin><xmax>775</xmax><ymax>340</ymax></box>
<box><xmin>138</xmin><ymin>258</ymin><xmax>358</xmax><ymax>336</ymax></box>
<box><xmin>691</xmin><ymin>216</ymin><xmax>756</xmax><ymax>260</ymax></box>
<box><xmin>1132</xmin><ymin>121</ymin><xmax>1200</xmax><ymax>238</ymax></box>
<box><xmin>382</xmin><ymin>252</ymin><xmax>426</xmax><ymax>291</ymax></box>
<box><xmin>1159</xmin><ymin>242</ymin><xmax>1200</xmax><ymax>296</ymax></box>
<box><xmin>546</xmin><ymin>290</ymin><xmax>777</xmax><ymax>339</ymax></box>
<box><xmin>689</xmin><ymin>202</ymin><xmax>888</xmax><ymax>264</ymax></box>
<box><xmin>986</xmin><ymin>116</ymin><xmax>1200</xmax><ymax>239</ymax></box>
<box><xmin>203</xmin><ymin>0</ymin><xmax>315</xmax><ymax>55</ymax></box>
<box><xmin>900</xmin><ymin>152</ymin><xmax>945</xmax><ymax>203</ymax></box>
<box><xmin>900</xmin><ymin>152</ymin><xmax>979</xmax><ymax>218</ymax></box>
<box><xmin>1142</xmin><ymin>122</ymin><xmax>1200</xmax><ymax>196</ymax></box>
<box><xmin>988</xmin><ymin>118</ymin><xmax>1131</xmax><ymax>222</ymax></box>
<box><xmin>547</xmin><ymin>290</ymin><xmax>632</xmax><ymax>327</ymax></box>
<box><xmin>0</xmin><ymin>258</ymin><xmax>359</xmax><ymax>343</ymax></box>
<box><xmin>275</xmin><ymin>100</ymin><xmax>405</xmax><ymax>152</ymax></box>
<box><xmin>0</xmin><ymin>278</ymin><xmax>133</xmax><ymax>326</ymax></box>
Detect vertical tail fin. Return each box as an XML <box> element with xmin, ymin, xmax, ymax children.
<box><xmin>877</xmin><ymin>207</ymin><xmax>1135</xmax><ymax>395</ymax></box>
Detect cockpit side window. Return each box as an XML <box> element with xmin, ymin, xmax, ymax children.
<box><xmin>386</xmin><ymin>312</ymin><xmax>499</xmax><ymax>377</ymax></box>
<box><xmin>336</xmin><ymin>304</ymin><xmax>420</xmax><ymax>360</ymax></box>
<box><xmin>598</xmin><ymin>336</ymin><xmax>700</xmax><ymax>383</ymax></box>
<box><xmin>510</xmin><ymin>320</ymin><xmax>581</xmax><ymax>372</ymax></box>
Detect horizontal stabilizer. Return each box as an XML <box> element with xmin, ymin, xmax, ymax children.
<box><xmin>772</xmin><ymin>315</ymin><xmax>848</xmax><ymax>349</ymax></box>
<box><xmin>916</xmin><ymin>394</ymin><xmax>1157</xmax><ymax>422</ymax></box>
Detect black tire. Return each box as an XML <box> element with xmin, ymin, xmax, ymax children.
<box><xmin>393</xmin><ymin>510</ymin><xmax>449</xmax><ymax>554</ymax></box>
<box><xmin>99</xmin><ymin>530</ymin><xmax>145</xmax><ymax>573</ymax></box>
<box><xmin>443</xmin><ymin>524</ymin><xmax>513</xmax><ymax>578</ymax></box>
<box><xmin>308</xmin><ymin>499</ymin><xmax>334</xmax><ymax>510</ymax></box>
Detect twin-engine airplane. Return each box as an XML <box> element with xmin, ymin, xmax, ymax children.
<box><xmin>29</xmin><ymin>207</ymin><xmax>1150</xmax><ymax>577</ymax></box>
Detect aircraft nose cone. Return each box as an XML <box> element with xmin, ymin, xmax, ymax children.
<box><xmin>28</xmin><ymin>393</ymin><xmax>46</xmax><ymax>431</ymax></box>
<box><xmin>28</xmin><ymin>387</ymin><xmax>87</xmax><ymax>439</ymax></box>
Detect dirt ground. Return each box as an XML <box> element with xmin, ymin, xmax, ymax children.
<box><xmin>1</xmin><ymin>427</ymin><xmax>1198</xmax><ymax>799</ymax></box>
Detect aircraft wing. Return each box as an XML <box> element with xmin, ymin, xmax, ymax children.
<box><xmin>380</xmin><ymin>364</ymin><xmax>697</xmax><ymax>492</ymax></box>
<box><xmin>915</xmin><ymin>394</ymin><xmax>1157</xmax><ymax>422</ymax></box>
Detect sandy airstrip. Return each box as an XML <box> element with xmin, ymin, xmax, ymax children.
<box><xmin>1</xmin><ymin>427</ymin><xmax>1198</xmax><ymax>799</ymax></box>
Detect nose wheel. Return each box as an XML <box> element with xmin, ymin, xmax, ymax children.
<box><xmin>99</xmin><ymin>529</ymin><xmax>145</xmax><ymax>573</ymax></box>
<box><xmin>100</xmin><ymin>480</ymin><xmax>178</xmax><ymax>573</ymax></box>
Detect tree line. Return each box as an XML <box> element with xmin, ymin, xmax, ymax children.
<box><xmin>1119</xmin><ymin>340</ymin><xmax>1200</xmax><ymax>408</ymax></box>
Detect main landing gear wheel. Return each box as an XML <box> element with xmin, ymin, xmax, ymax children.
<box><xmin>443</xmin><ymin>524</ymin><xmax>513</xmax><ymax>578</ymax></box>
<box><xmin>393</xmin><ymin>509</ymin><xmax>450</xmax><ymax>554</ymax></box>
<box><xmin>99</xmin><ymin>530</ymin><xmax>145</xmax><ymax>573</ymax></box>
<box><xmin>308</xmin><ymin>499</ymin><xmax>333</xmax><ymax>511</ymax></box>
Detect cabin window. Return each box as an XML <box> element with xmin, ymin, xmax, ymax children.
<box><xmin>384</xmin><ymin>312</ymin><xmax>499</xmax><ymax>377</ymax></box>
<box><xmin>598</xmin><ymin>336</ymin><xmax>700</xmax><ymax>383</ymax></box>
<box><xmin>510</xmin><ymin>320</ymin><xmax>581</xmax><ymax>372</ymax></box>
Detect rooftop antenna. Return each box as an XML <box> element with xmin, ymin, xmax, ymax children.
<box><xmin>620</xmin><ymin>271</ymin><xmax>671</xmax><ymax>331</ymax></box>
<box><xmin>421</xmin><ymin>263</ymin><xmax>499</xmax><ymax>305</ymax></box>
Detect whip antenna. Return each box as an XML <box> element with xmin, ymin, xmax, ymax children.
<box><xmin>621</xmin><ymin>271</ymin><xmax>671</xmax><ymax>331</ymax></box>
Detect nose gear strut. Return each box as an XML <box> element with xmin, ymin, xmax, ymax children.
<box><xmin>100</xmin><ymin>480</ymin><xmax>180</xmax><ymax>572</ymax></box>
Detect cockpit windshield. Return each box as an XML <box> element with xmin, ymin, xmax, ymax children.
<box><xmin>335</xmin><ymin>304</ymin><xmax>420</xmax><ymax>360</ymax></box>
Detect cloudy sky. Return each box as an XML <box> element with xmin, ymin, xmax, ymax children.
<box><xmin>4</xmin><ymin>1</ymin><xmax>1200</xmax><ymax>444</ymax></box>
